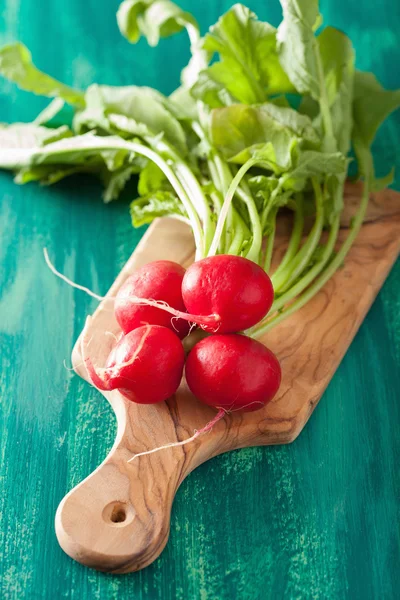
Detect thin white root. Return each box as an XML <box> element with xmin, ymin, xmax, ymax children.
<box><xmin>128</xmin><ymin>432</ymin><xmax>203</xmax><ymax>462</ymax></box>
<box><xmin>44</xmin><ymin>248</ymin><xmax>219</xmax><ymax>331</ymax></box>
<box><xmin>63</xmin><ymin>358</ymin><xmax>85</xmax><ymax>372</ymax></box>
<box><xmin>105</xmin><ymin>331</ymin><xmax>119</xmax><ymax>341</ymax></box>
<box><xmin>188</xmin><ymin>322</ymin><xmax>198</xmax><ymax>336</ymax></box>
<box><xmin>44</xmin><ymin>248</ymin><xmax>105</xmax><ymax>301</ymax></box>
<box><xmin>113</xmin><ymin>324</ymin><xmax>152</xmax><ymax>369</ymax></box>
<box><xmin>230</xmin><ymin>400</ymin><xmax>265</xmax><ymax>412</ymax></box>
<box><xmin>127</xmin><ymin>408</ymin><xmax>226</xmax><ymax>463</ymax></box>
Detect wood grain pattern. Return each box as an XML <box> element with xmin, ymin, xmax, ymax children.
<box><xmin>55</xmin><ymin>184</ymin><xmax>400</xmax><ymax>573</ymax></box>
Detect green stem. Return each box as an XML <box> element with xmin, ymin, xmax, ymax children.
<box><xmin>207</xmin><ymin>158</ymin><xmax>221</xmax><ymax>192</ymax></box>
<box><xmin>235</xmin><ymin>185</ymin><xmax>263</xmax><ymax>263</ymax></box>
<box><xmin>208</xmin><ymin>157</ymin><xmax>258</xmax><ymax>256</ymax></box>
<box><xmin>209</xmin><ymin>190</ymin><xmax>227</xmax><ymax>254</ymax></box>
<box><xmin>140</xmin><ymin>146</ymin><xmax>203</xmax><ymax>258</ymax></box>
<box><xmin>260</xmin><ymin>180</ymin><xmax>283</xmax><ymax>231</ymax></box>
<box><xmin>272</xmin><ymin>178</ymin><xmax>324</xmax><ymax>293</ymax></box>
<box><xmin>132</xmin><ymin>143</ymin><xmax>203</xmax><ymax>257</ymax></box>
<box><xmin>209</xmin><ymin>189</ymin><xmax>222</xmax><ymax>213</ymax></box>
<box><xmin>175</xmin><ymin>161</ymin><xmax>214</xmax><ymax>255</ymax></box>
<box><xmin>208</xmin><ymin>155</ymin><xmax>252</xmax><ymax>255</ymax></box>
<box><xmin>250</xmin><ymin>177</ymin><xmax>370</xmax><ymax>338</ymax></box>
<box><xmin>227</xmin><ymin>213</ymin><xmax>245</xmax><ymax>255</ymax></box>
<box><xmin>154</xmin><ymin>139</ymin><xmax>213</xmax><ymax>256</ymax></box>
<box><xmin>263</xmin><ymin>208</ymin><xmax>278</xmax><ymax>273</ymax></box>
<box><xmin>212</xmin><ymin>155</ymin><xmax>231</xmax><ymax>195</ymax></box>
<box><xmin>212</xmin><ymin>154</ymin><xmax>236</xmax><ymax>248</ymax></box>
<box><xmin>272</xmin><ymin>195</ymin><xmax>304</xmax><ymax>282</ymax></box>
<box><xmin>272</xmin><ymin>214</ymin><xmax>339</xmax><ymax>314</ymax></box>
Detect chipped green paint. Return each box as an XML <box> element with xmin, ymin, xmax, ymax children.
<box><xmin>0</xmin><ymin>1</ymin><xmax>399</xmax><ymax>598</ymax></box>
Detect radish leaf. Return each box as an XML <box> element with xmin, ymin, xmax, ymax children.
<box><xmin>130</xmin><ymin>190</ymin><xmax>187</xmax><ymax>226</ymax></box>
<box><xmin>194</xmin><ymin>4</ymin><xmax>294</xmax><ymax>107</ymax></box>
<box><xmin>74</xmin><ymin>84</ymin><xmax>188</xmax><ymax>155</ymax></box>
<box><xmin>117</xmin><ymin>0</ymin><xmax>198</xmax><ymax>46</ymax></box>
<box><xmin>0</xmin><ymin>43</ymin><xmax>84</xmax><ymax>107</ymax></box>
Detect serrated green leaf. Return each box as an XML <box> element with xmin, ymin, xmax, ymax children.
<box><xmin>277</xmin><ymin>0</ymin><xmax>321</xmax><ymax>98</ymax></box>
<box><xmin>0</xmin><ymin>43</ymin><xmax>84</xmax><ymax>107</ymax></box>
<box><xmin>191</xmin><ymin>71</ymin><xmax>236</xmax><ymax>109</ymax></box>
<box><xmin>169</xmin><ymin>87</ymin><xmax>198</xmax><ymax>120</ymax></box>
<box><xmin>210</xmin><ymin>102</ymin><xmax>319</xmax><ymax>170</ymax></box>
<box><xmin>352</xmin><ymin>71</ymin><xmax>400</xmax><ymax>181</ymax></box>
<box><xmin>130</xmin><ymin>190</ymin><xmax>187</xmax><ymax>227</ymax></box>
<box><xmin>117</xmin><ymin>0</ymin><xmax>198</xmax><ymax>46</ymax></box>
<box><xmin>318</xmin><ymin>27</ymin><xmax>355</xmax><ymax>106</ymax></box>
<box><xmin>370</xmin><ymin>167</ymin><xmax>395</xmax><ymax>192</ymax></box>
<box><xmin>74</xmin><ymin>84</ymin><xmax>187</xmax><ymax>155</ymax></box>
<box><xmin>281</xmin><ymin>150</ymin><xmax>347</xmax><ymax>191</ymax></box>
<box><xmin>0</xmin><ymin>132</ymin><xmax>138</xmax><ymax>181</ymax></box>
<box><xmin>102</xmin><ymin>166</ymin><xmax>135</xmax><ymax>203</ymax></box>
<box><xmin>353</xmin><ymin>72</ymin><xmax>400</xmax><ymax>149</ymax></box>
<box><xmin>0</xmin><ymin>123</ymin><xmax>73</xmax><ymax>150</ymax></box>
<box><xmin>194</xmin><ymin>4</ymin><xmax>294</xmax><ymax>107</ymax></box>
<box><xmin>138</xmin><ymin>161</ymin><xmax>167</xmax><ymax>195</ymax></box>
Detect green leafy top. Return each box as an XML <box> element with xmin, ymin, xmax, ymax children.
<box><xmin>0</xmin><ymin>0</ymin><xmax>399</xmax><ymax>335</ymax></box>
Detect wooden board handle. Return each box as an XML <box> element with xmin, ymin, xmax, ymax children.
<box><xmin>54</xmin><ymin>219</ymin><xmax>226</xmax><ymax>573</ymax></box>
<box><xmin>55</xmin><ymin>397</ymin><xmax>179</xmax><ymax>573</ymax></box>
<box><xmin>55</xmin><ymin>389</ymin><xmax>225</xmax><ymax>573</ymax></box>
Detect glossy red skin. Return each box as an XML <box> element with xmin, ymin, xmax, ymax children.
<box><xmin>104</xmin><ymin>325</ymin><xmax>185</xmax><ymax>404</ymax></box>
<box><xmin>185</xmin><ymin>334</ymin><xmax>281</xmax><ymax>412</ymax></box>
<box><xmin>182</xmin><ymin>255</ymin><xmax>274</xmax><ymax>334</ymax></box>
<box><xmin>115</xmin><ymin>260</ymin><xmax>190</xmax><ymax>339</ymax></box>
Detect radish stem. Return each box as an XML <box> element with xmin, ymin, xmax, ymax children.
<box><xmin>208</xmin><ymin>158</ymin><xmax>258</xmax><ymax>257</ymax></box>
<box><xmin>272</xmin><ymin>195</ymin><xmax>304</xmax><ymax>281</ymax></box>
<box><xmin>251</xmin><ymin>178</ymin><xmax>370</xmax><ymax>337</ymax></box>
<box><xmin>272</xmin><ymin>178</ymin><xmax>324</xmax><ymax>293</ymax></box>
<box><xmin>263</xmin><ymin>208</ymin><xmax>278</xmax><ymax>273</ymax></box>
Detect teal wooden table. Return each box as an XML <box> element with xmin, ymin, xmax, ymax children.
<box><xmin>0</xmin><ymin>1</ymin><xmax>399</xmax><ymax>598</ymax></box>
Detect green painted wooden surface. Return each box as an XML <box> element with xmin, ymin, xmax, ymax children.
<box><xmin>0</xmin><ymin>0</ymin><xmax>399</xmax><ymax>598</ymax></box>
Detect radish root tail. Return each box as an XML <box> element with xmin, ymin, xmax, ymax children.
<box><xmin>127</xmin><ymin>408</ymin><xmax>226</xmax><ymax>463</ymax></box>
<box><xmin>44</xmin><ymin>248</ymin><xmax>105</xmax><ymax>301</ymax></box>
<box><xmin>44</xmin><ymin>248</ymin><xmax>220</xmax><ymax>331</ymax></box>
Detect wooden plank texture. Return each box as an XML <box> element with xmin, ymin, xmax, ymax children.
<box><xmin>1</xmin><ymin>0</ymin><xmax>400</xmax><ymax>598</ymax></box>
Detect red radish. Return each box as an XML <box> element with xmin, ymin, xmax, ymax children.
<box><xmin>115</xmin><ymin>260</ymin><xmax>190</xmax><ymax>338</ymax></box>
<box><xmin>83</xmin><ymin>324</ymin><xmax>185</xmax><ymax>404</ymax></box>
<box><xmin>181</xmin><ymin>255</ymin><xmax>274</xmax><ymax>333</ymax></box>
<box><xmin>44</xmin><ymin>250</ymin><xmax>273</xmax><ymax>336</ymax></box>
<box><xmin>119</xmin><ymin>255</ymin><xmax>275</xmax><ymax>334</ymax></box>
<box><xmin>128</xmin><ymin>332</ymin><xmax>281</xmax><ymax>462</ymax></box>
<box><xmin>185</xmin><ymin>334</ymin><xmax>281</xmax><ymax>412</ymax></box>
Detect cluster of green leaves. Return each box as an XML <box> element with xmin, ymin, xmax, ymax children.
<box><xmin>0</xmin><ymin>0</ymin><xmax>399</xmax><ymax>334</ymax></box>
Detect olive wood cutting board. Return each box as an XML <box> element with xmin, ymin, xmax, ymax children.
<box><xmin>55</xmin><ymin>182</ymin><xmax>400</xmax><ymax>573</ymax></box>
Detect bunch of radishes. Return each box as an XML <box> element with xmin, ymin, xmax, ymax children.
<box><xmin>83</xmin><ymin>254</ymin><xmax>282</xmax><ymax>420</ymax></box>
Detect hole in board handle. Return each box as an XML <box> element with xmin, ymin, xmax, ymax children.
<box><xmin>111</xmin><ymin>506</ymin><xmax>126</xmax><ymax>523</ymax></box>
<box><xmin>102</xmin><ymin>501</ymin><xmax>135</xmax><ymax>527</ymax></box>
